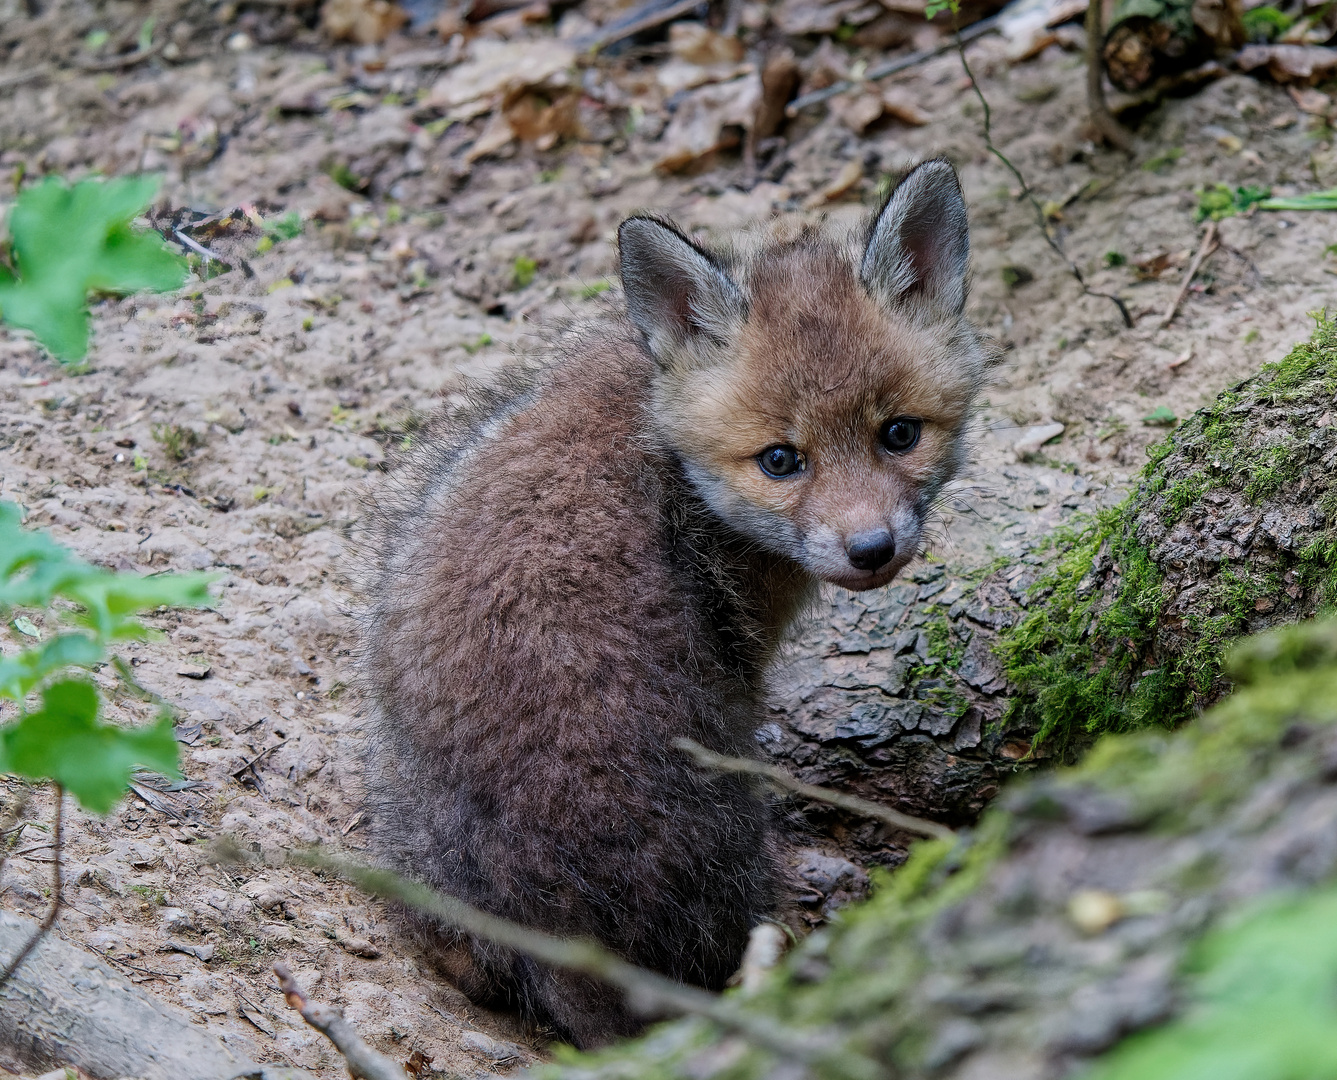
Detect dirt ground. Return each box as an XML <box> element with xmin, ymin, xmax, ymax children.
<box><xmin>1</xmin><ymin>0</ymin><xmax>1335</xmax><ymax>1073</ymax></box>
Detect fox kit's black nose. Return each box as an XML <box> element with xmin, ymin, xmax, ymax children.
<box><xmin>846</xmin><ymin>530</ymin><xmax>896</xmax><ymax>572</ymax></box>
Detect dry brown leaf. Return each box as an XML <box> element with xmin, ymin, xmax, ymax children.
<box><xmin>881</xmin><ymin>87</ymin><xmax>930</xmax><ymax>125</ymax></box>
<box><xmin>320</xmin><ymin>0</ymin><xmax>409</xmax><ymax>44</ymax></box>
<box><xmin>504</xmin><ymin>88</ymin><xmax>582</xmax><ymax>149</ymax></box>
<box><xmin>1134</xmin><ymin>249</ymin><xmax>1191</xmax><ymax>279</ymax></box>
<box><xmin>832</xmin><ymin>90</ymin><xmax>886</xmax><ymax>133</ymax></box>
<box><xmin>773</xmin><ymin>0</ymin><xmax>868</xmax><ymax>36</ymax></box>
<box><xmin>803</xmin><ymin>159</ymin><xmax>864</xmax><ymax>208</ymax></box>
<box><xmin>752</xmin><ymin>49</ymin><xmax>801</xmax><ymax>143</ymax></box>
<box><xmin>425</xmin><ymin>38</ymin><xmax>576</xmax><ymax>113</ymax></box>
<box><xmin>657</xmin><ymin>58</ymin><xmax>754</xmax><ymax>95</ymax></box>
<box><xmin>670</xmin><ymin>22</ymin><xmax>745</xmax><ymax>64</ymax></box>
<box><xmin>1236</xmin><ymin>44</ymin><xmax>1337</xmax><ymax>84</ymax></box>
<box><xmin>1190</xmin><ymin>0</ymin><xmax>1244</xmax><ymax>46</ymax></box>
<box><xmin>800</xmin><ymin>38</ymin><xmax>850</xmax><ymax>93</ymax></box>
<box><xmin>1289</xmin><ymin>85</ymin><xmax>1332</xmax><ymax>115</ymax></box>
<box><xmin>656</xmin><ymin>74</ymin><xmax>762</xmax><ymax>172</ymax></box>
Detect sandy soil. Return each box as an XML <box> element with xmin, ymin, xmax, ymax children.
<box><xmin>0</xmin><ymin>0</ymin><xmax>1334</xmax><ymax>1073</ymax></box>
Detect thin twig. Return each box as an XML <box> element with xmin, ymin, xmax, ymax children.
<box><xmin>75</xmin><ymin>41</ymin><xmax>164</xmax><ymax>72</ymax></box>
<box><xmin>787</xmin><ymin>14</ymin><xmax>1001</xmax><ymax>116</ymax></box>
<box><xmin>214</xmin><ymin>840</ymin><xmax>881</xmax><ymax>1080</ymax></box>
<box><xmin>1159</xmin><ymin>220</ymin><xmax>1219</xmax><ymax>329</ymax></box>
<box><xmin>0</xmin><ymin>65</ymin><xmax>49</xmax><ymax>93</ymax></box>
<box><xmin>952</xmin><ymin>15</ymin><xmax>1135</xmax><ymax>328</ymax></box>
<box><xmin>275</xmin><ymin>963</ymin><xmax>410</xmax><ymax>1080</ymax></box>
<box><xmin>673</xmin><ymin>738</ymin><xmax>956</xmax><ymax>842</ymax></box>
<box><xmin>1084</xmin><ymin>0</ymin><xmax>1131</xmax><ymax>150</ymax></box>
<box><xmin>0</xmin><ymin>784</ymin><xmax>63</xmax><ymax>988</ymax></box>
<box><xmin>576</xmin><ymin>0</ymin><xmax>705</xmax><ymax>53</ymax></box>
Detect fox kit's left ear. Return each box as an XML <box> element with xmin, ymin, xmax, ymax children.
<box><xmin>861</xmin><ymin>160</ymin><xmax>970</xmax><ymax>318</ymax></box>
<box><xmin>619</xmin><ymin>215</ymin><xmax>745</xmax><ymax>365</ymax></box>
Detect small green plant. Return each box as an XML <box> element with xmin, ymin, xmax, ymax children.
<box><xmin>327</xmin><ymin>163</ymin><xmax>362</xmax><ymax>192</ymax></box>
<box><xmin>579</xmin><ymin>279</ymin><xmax>612</xmax><ymax>300</ymax></box>
<box><xmin>1142</xmin><ymin>147</ymin><xmax>1185</xmax><ymax>173</ymax></box>
<box><xmin>1142</xmin><ymin>405</ymin><xmax>1178</xmax><ymax>426</ymax></box>
<box><xmin>462</xmin><ymin>332</ymin><xmax>493</xmax><ymax>355</ymax></box>
<box><xmin>1241</xmin><ymin>4</ymin><xmax>1293</xmax><ymax>40</ymax></box>
<box><xmin>1196</xmin><ymin>183</ymin><xmax>1272</xmax><ymax>222</ymax></box>
<box><xmin>1103</xmin><ymin>251</ymin><xmax>1128</xmax><ymax>268</ymax></box>
<box><xmin>0</xmin><ymin>176</ymin><xmax>187</xmax><ymax>362</ymax></box>
<box><xmin>151</xmin><ymin>422</ymin><xmax>203</xmax><ymax>462</ymax></box>
<box><xmin>512</xmin><ymin>255</ymin><xmax>538</xmax><ymax>289</ymax></box>
<box><xmin>0</xmin><ymin>501</ymin><xmax>212</xmax><ymax>814</ymax></box>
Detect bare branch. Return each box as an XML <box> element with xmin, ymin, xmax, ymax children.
<box><xmin>213</xmin><ymin>840</ymin><xmax>882</xmax><ymax>1080</ymax></box>
<box><xmin>1159</xmin><ymin>220</ymin><xmax>1219</xmax><ymax>329</ymax></box>
<box><xmin>673</xmin><ymin>738</ymin><xmax>956</xmax><ymax>842</ymax></box>
<box><xmin>274</xmin><ymin>962</ymin><xmax>409</xmax><ymax>1080</ymax></box>
<box><xmin>0</xmin><ymin>784</ymin><xmax>63</xmax><ymax>989</ymax></box>
<box><xmin>952</xmin><ymin>15</ymin><xmax>1135</xmax><ymax>328</ymax></box>
<box><xmin>787</xmin><ymin>15</ymin><xmax>1002</xmax><ymax>116</ymax></box>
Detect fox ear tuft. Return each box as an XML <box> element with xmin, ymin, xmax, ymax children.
<box><xmin>861</xmin><ymin>160</ymin><xmax>970</xmax><ymax>317</ymax></box>
<box><xmin>619</xmin><ymin>216</ymin><xmax>745</xmax><ymax>362</ymax></box>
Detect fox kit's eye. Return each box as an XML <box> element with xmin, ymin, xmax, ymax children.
<box><xmin>880</xmin><ymin>417</ymin><xmax>922</xmax><ymax>454</ymax></box>
<box><xmin>757</xmin><ymin>445</ymin><xmax>805</xmax><ymax>478</ymax></box>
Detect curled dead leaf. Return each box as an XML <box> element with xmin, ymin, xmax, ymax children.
<box><xmin>656</xmin><ymin>74</ymin><xmax>762</xmax><ymax>172</ymax></box>
<box><xmin>1237</xmin><ymin>44</ymin><xmax>1337</xmax><ymax>84</ymax></box>
<box><xmin>803</xmin><ymin>159</ymin><xmax>863</xmax><ymax>208</ymax></box>
<box><xmin>425</xmin><ymin>38</ymin><xmax>576</xmax><ymax>114</ymax></box>
<box><xmin>669</xmin><ymin>22</ymin><xmax>745</xmax><ymax>64</ymax></box>
<box><xmin>320</xmin><ymin>0</ymin><xmax>409</xmax><ymax>44</ymax></box>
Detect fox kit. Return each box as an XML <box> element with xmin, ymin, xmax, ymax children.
<box><xmin>361</xmin><ymin>160</ymin><xmax>986</xmax><ymax>1047</ymax></box>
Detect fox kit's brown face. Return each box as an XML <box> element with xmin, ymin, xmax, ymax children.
<box><xmin>619</xmin><ymin>161</ymin><xmax>985</xmax><ymax>592</ymax></box>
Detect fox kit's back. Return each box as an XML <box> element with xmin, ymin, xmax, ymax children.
<box><xmin>361</xmin><ymin>160</ymin><xmax>987</xmax><ymax>1047</ymax></box>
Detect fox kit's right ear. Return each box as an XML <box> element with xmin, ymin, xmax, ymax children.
<box><xmin>861</xmin><ymin>160</ymin><xmax>970</xmax><ymax>319</ymax></box>
<box><xmin>619</xmin><ymin>216</ymin><xmax>746</xmax><ymax>365</ymax></box>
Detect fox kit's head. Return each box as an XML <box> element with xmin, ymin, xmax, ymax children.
<box><xmin>618</xmin><ymin>160</ymin><xmax>986</xmax><ymax>592</ymax></box>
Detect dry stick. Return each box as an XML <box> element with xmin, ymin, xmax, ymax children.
<box><xmin>673</xmin><ymin>738</ymin><xmax>956</xmax><ymax>842</ymax></box>
<box><xmin>274</xmin><ymin>963</ymin><xmax>409</xmax><ymax>1080</ymax></box>
<box><xmin>214</xmin><ymin>842</ymin><xmax>883</xmax><ymax>1080</ymax></box>
<box><xmin>1159</xmin><ymin>220</ymin><xmax>1219</xmax><ymax>329</ymax></box>
<box><xmin>953</xmin><ymin>17</ymin><xmax>1135</xmax><ymax>329</ymax></box>
<box><xmin>786</xmin><ymin>14</ymin><xmax>1001</xmax><ymax>117</ymax></box>
<box><xmin>577</xmin><ymin>0</ymin><xmax>707</xmax><ymax>53</ymax></box>
<box><xmin>1084</xmin><ymin>0</ymin><xmax>1132</xmax><ymax>150</ymax></box>
<box><xmin>0</xmin><ymin>784</ymin><xmax>63</xmax><ymax>988</ymax></box>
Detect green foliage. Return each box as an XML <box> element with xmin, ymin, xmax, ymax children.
<box><xmin>0</xmin><ymin>176</ymin><xmax>187</xmax><ymax>362</ymax></box>
<box><xmin>1091</xmin><ymin>885</ymin><xmax>1337</xmax><ymax>1080</ymax></box>
<box><xmin>579</xmin><ymin>279</ymin><xmax>612</xmax><ymax>300</ymax></box>
<box><xmin>924</xmin><ymin>0</ymin><xmax>957</xmax><ymax>16</ymax></box>
<box><xmin>263</xmin><ymin>210</ymin><xmax>304</xmax><ymax>241</ymax></box>
<box><xmin>1103</xmin><ymin>251</ymin><xmax>1128</xmax><ymax>268</ymax></box>
<box><xmin>1259</xmin><ymin>187</ymin><xmax>1337</xmax><ymax>212</ymax></box>
<box><xmin>0</xmin><ymin>501</ymin><xmax>212</xmax><ymax>812</ymax></box>
<box><xmin>513</xmin><ymin>255</ymin><xmax>538</xmax><ymax>289</ymax></box>
<box><xmin>1241</xmin><ymin>4</ymin><xmax>1293</xmax><ymax>41</ymax></box>
<box><xmin>151</xmin><ymin>422</ymin><xmax>203</xmax><ymax>462</ymax></box>
<box><xmin>1141</xmin><ymin>405</ymin><xmax>1177</xmax><ymax>426</ymax></box>
<box><xmin>1142</xmin><ymin>147</ymin><xmax>1184</xmax><ymax>173</ymax></box>
<box><xmin>1195</xmin><ymin>183</ymin><xmax>1271</xmax><ymax>222</ymax></box>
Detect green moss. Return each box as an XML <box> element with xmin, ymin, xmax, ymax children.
<box><xmin>997</xmin><ymin>315</ymin><xmax>1337</xmax><ymax>752</ymax></box>
<box><xmin>542</xmin><ymin>619</ymin><xmax>1337</xmax><ymax>1080</ymax></box>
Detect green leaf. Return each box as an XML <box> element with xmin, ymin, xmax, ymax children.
<box><xmin>0</xmin><ymin>679</ymin><xmax>179</xmax><ymax>813</ymax></box>
<box><xmin>0</xmin><ymin>500</ymin><xmax>213</xmax><ymax>639</ymax></box>
<box><xmin>0</xmin><ymin>175</ymin><xmax>188</xmax><ymax>362</ymax></box>
<box><xmin>0</xmin><ymin>633</ymin><xmax>103</xmax><ymax>702</ymax></box>
<box><xmin>1142</xmin><ymin>406</ymin><xmax>1178</xmax><ymax>426</ymax></box>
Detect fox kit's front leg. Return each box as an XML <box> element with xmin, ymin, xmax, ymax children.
<box><xmin>360</xmin><ymin>160</ymin><xmax>985</xmax><ymax>1048</ymax></box>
